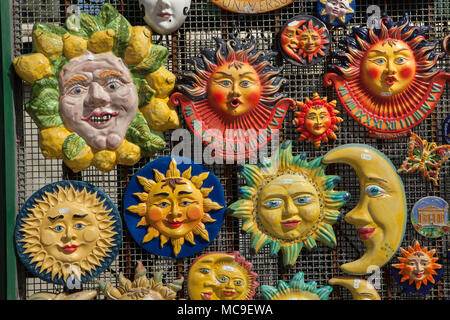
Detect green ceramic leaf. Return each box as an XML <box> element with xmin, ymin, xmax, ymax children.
<box><xmin>98</xmin><ymin>3</ymin><xmax>119</xmax><ymax>25</ymax></box>
<box><xmin>110</xmin><ymin>15</ymin><xmax>131</xmax><ymax>57</ymax></box>
<box><xmin>32</xmin><ymin>22</ymin><xmax>67</xmax><ymax>38</ymax></box>
<box><xmin>132</xmin><ymin>76</ymin><xmax>155</xmax><ymax>107</ymax></box>
<box><xmin>80</xmin><ymin>12</ymin><xmax>103</xmax><ymax>37</ymax></box>
<box><xmin>30</xmin><ymin>78</ymin><xmax>58</xmax><ymax>98</ymax></box>
<box><xmin>62</xmin><ymin>133</ymin><xmax>86</xmax><ymax>160</ymax></box>
<box><xmin>26</xmin><ymin>86</ymin><xmax>63</xmax><ymax>129</ymax></box>
<box><xmin>126</xmin><ymin>113</ymin><xmax>165</xmax><ymax>156</ymax></box>
<box><xmin>50</xmin><ymin>56</ymin><xmax>70</xmax><ymax>79</ymax></box>
<box><xmin>130</xmin><ymin>45</ymin><xmax>169</xmax><ymax>76</ymax></box>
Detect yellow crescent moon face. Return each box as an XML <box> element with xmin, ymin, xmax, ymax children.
<box><xmin>323</xmin><ymin>144</ymin><xmax>407</xmax><ymax>275</ymax></box>
<box><xmin>328</xmin><ymin>278</ymin><xmax>381</xmax><ymax>300</ymax></box>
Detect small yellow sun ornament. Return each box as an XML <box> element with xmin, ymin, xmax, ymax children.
<box><xmin>125</xmin><ymin>157</ymin><xmax>226</xmax><ymax>258</ymax></box>
<box><xmin>15</xmin><ymin>181</ymin><xmax>122</xmax><ymax>286</ymax></box>
<box><xmin>392</xmin><ymin>240</ymin><xmax>443</xmax><ymax>295</ymax></box>
<box><xmin>228</xmin><ymin>140</ymin><xmax>350</xmax><ymax>266</ymax></box>
<box><xmin>261</xmin><ymin>272</ymin><xmax>332</xmax><ymax>300</ymax></box>
<box><xmin>98</xmin><ymin>260</ymin><xmax>183</xmax><ymax>300</ymax></box>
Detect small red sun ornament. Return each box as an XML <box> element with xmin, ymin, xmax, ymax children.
<box><xmin>392</xmin><ymin>240</ymin><xmax>443</xmax><ymax>295</ymax></box>
<box><xmin>293</xmin><ymin>93</ymin><xmax>343</xmax><ymax>148</ymax></box>
<box><xmin>324</xmin><ymin>13</ymin><xmax>450</xmax><ymax>139</ymax></box>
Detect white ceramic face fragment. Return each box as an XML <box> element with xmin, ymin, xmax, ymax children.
<box><xmin>139</xmin><ymin>0</ymin><xmax>191</xmax><ymax>34</ymax></box>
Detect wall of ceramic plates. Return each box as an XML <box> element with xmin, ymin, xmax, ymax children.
<box><xmin>11</xmin><ymin>0</ymin><xmax>449</xmax><ymax>300</ymax></box>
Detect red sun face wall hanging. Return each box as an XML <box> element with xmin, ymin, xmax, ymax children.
<box><xmin>279</xmin><ymin>15</ymin><xmax>331</xmax><ymax>67</ymax></box>
<box><xmin>324</xmin><ymin>14</ymin><xmax>450</xmax><ymax>139</ymax></box>
<box><xmin>171</xmin><ymin>36</ymin><xmax>296</xmax><ymax>161</ymax></box>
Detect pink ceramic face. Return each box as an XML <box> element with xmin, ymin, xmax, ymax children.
<box><xmin>325</xmin><ymin>0</ymin><xmax>350</xmax><ymax>19</ymax></box>
<box><xmin>59</xmin><ymin>52</ymin><xmax>138</xmax><ymax>150</ymax></box>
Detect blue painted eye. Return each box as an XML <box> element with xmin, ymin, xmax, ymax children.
<box><xmin>263</xmin><ymin>199</ymin><xmax>283</xmax><ymax>209</ymax></box>
<box><xmin>219</xmin><ymin>80</ymin><xmax>232</xmax><ymax>87</ymax></box>
<box><xmin>74</xmin><ymin>223</ymin><xmax>85</xmax><ymax>230</ymax></box>
<box><xmin>240</xmin><ymin>80</ymin><xmax>251</xmax><ymax>88</ymax></box>
<box><xmin>395</xmin><ymin>57</ymin><xmax>407</xmax><ymax>64</ymax></box>
<box><xmin>156</xmin><ymin>201</ymin><xmax>170</xmax><ymax>208</ymax></box>
<box><xmin>372</xmin><ymin>58</ymin><xmax>386</xmax><ymax>65</ymax></box>
<box><xmin>365</xmin><ymin>185</ymin><xmax>387</xmax><ymax>197</ymax></box>
<box><xmin>70</xmin><ymin>87</ymin><xmax>83</xmax><ymax>95</ymax></box>
<box><xmin>217</xmin><ymin>275</ymin><xmax>229</xmax><ymax>283</ymax></box>
<box><xmin>235</xmin><ymin>280</ymin><xmax>243</xmax><ymax>286</ymax></box>
<box><xmin>293</xmin><ymin>196</ymin><xmax>313</xmax><ymax>205</ymax></box>
<box><xmin>180</xmin><ymin>201</ymin><xmax>193</xmax><ymax>207</ymax></box>
<box><xmin>199</xmin><ymin>268</ymin><xmax>210</xmax><ymax>274</ymax></box>
<box><xmin>53</xmin><ymin>225</ymin><xmax>64</xmax><ymax>233</ymax></box>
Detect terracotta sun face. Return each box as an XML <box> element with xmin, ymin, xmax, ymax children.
<box><xmin>293</xmin><ymin>93</ymin><xmax>343</xmax><ymax>148</ymax></box>
<box><xmin>15</xmin><ymin>181</ymin><xmax>121</xmax><ymax>285</ymax></box>
<box><xmin>392</xmin><ymin>240</ymin><xmax>442</xmax><ymax>291</ymax></box>
<box><xmin>228</xmin><ymin>140</ymin><xmax>350</xmax><ymax>266</ymax></box>
<box><xmin>126</xmin><ymin>158</ymin><xmax>224</xmax><ymax>257</ymax></box>
<box><xmin>279</xmin><ymin>16</ymin><xmax>330</xmax><ymax>66</ymax></box>
<box><xmin>325</xmin><ymin>14</ymin><xmax>450</xmax><ymax>138</ymax></box>
<box><xmin>261</xmin><ymin>272</ymin><xmax>332</xmax><ymax>300</ymax></box>
<box><xmin>187</xmin><ymin>252</ymin><xmax>258</xmax><ymax>300</ymax></box>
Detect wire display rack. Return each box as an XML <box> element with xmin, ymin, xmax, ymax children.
<box><xmin>11</xmin><ymin>0</ymin><xmax>449</xmax><ymax>300</ymax></box>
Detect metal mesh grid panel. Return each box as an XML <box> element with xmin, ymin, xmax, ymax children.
<box><xmin>12</xmin><ymin>0</ymin><xmax>449</xmax><ymax>300</ymax></box>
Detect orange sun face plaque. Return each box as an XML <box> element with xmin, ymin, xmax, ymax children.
<box><xmin>324</xmin><ymin>14</ymin><xmax>450</xmax><ymax>139</ymax></box>
<box><xmin>210</xmin><ymin>0</ymin><xmax>295</xmax><ymax>14</ymax></box>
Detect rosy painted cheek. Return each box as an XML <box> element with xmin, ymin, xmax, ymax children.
<box><xmin>148</xmin><ymin>207</ymin><xmax>163</xmax><ymax>222</ymax></box>
<box><xmin>367</xmin><ymin>67</ymin><xmax>380</xmax><ymax>80</ymax></box>
<box><xmin>212</xmin><ymin>90</ymin><xmax>227</xmax><ymax>104</ymax></box>
<box><xmin>247</xmin><ymin>91</ymin><xmax>261</xmax><ymax>107</ymax></box>
<box><xmin>187</xmin><ymin>206</ymin><xmax>203</xmax><ymax>221</ymax></box>
<box><xmin>399</xmin><ymin>66</ymin><xmax>414</xmax><ymax>79</ymax></box>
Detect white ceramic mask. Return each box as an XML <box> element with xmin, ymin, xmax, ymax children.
<box><xmin>325</xmin><ymin>0</ymin><xmax>351</xmax><ymax>19</ymax></box>
<box><xmin>139</xmin><ymin>0</ymin><xmax>191</xmax><ymax>34</ymax></box>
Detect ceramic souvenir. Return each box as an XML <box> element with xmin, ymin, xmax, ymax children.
<box><xmin>328</xmin><ymin>277</ymin><xmax>381</xmax><ymax>300</ymax></box>
<box><xmin>99</xmin><ymin>260</ymin><xmax>183</xmax><ymax>300</ymax></box>
<box><xmin>171</xmin><ymin>36</ymin><xmax>296</xmax><ymax>160</ymax></box>
<box><xmin>397</xmin><ymin>132</ymin><xmax>450</xmax><ymax>186</ymax></box>
<box><xmin>27</xmin><ymin>291</ymin><xmax>98</xmax><ymax>300</ymax></box>
<box><xmin>317</xmin><ymin>0</ymin><xmax>355</xmax><ymax>26</ymax></box>
<box><xmin>139</xmin><ymin>0</ymin><xmax>191</xmax><ymax>35</ymax></box>
<box><xmin>411</xmin><ymin>197</ymin><xmax>449</xmax><ymax>238</ymax></box>
<box><xmin>228</xmin><ymin>140</ymin><xmax>350</xmax><ymax>266</ymax></box>
<box><xmin>261</xmin><ymin>272</ymin><xmax>332</xmax><ymax>300</ymax></box>
<box><xmin>324</xmin><ymin>14</ymin><xmax>450</xmax><ymax>139</ymax></box>
<box><xmin>443</xmin><ymin>115</ymin><xmax>450</xmax><ymax>145</ymax></box>
<box><xmin>13</xmin><ymin>3</ymin><xmax>179</xmax><ymax>173</ymax></box>
<box><xmin>210</xmin><ymin>0</ymin><xmax>295</xmax><ymax>14</ymax></box>
<box><xmin>322</xmin><ymin>144</ymin><xmax>407</xmax><ymax>275</ymax></box>
<box><xmin>124</xmin><ymin>157</ymin><xmax>226</xmax><ymax>258</ymax></box>
<box><xmin>14</xmin><ymin>181</ymin><xmax>122</xmax><ymax>286</ymax></box>
<box><xmin>187</xmin><ymin>251</ymin><xmax>258</xmax><ymax>300</ymax></box>
<box><xmin>279</xmin><ymin>15</ymin><xmax>331</xmax><ymax>67</ymax></box>
<box><xmin>293</xmin><ymin>93</ymin><xmax>343</xmax><ymax>148</ymax></box>
<box><xmin>392</xmin><ymin>240</ymin><xmax>443</xmax><ymax>295</ymax></box>
<box><xmin>443</xmin><ymin>35</ymin><xmax>450</xmax><ymax>55</ymax></box>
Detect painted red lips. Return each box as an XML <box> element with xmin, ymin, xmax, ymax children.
<box><xmin>229</xmin><ymin>97</ymin><xmax>242</xmax><ymax>109</ymax></box>
<box><xmin>82</xmin><ymin>111</ymin><xmax>118</xmax><ymax>127</ymax></box>
<box><xmin>201</xmin><ymin>292</ymin><xmax>212</xmax><ymax>300</ymax></box>
<box><xmin>356</xmin><ymin>227</ymin><xmax>376</xmax><ymax>241</ymax></box>
<box><xmin>384</xmin><ymin>75</ymin><xmax>398</xmax><ymax>86</ymax></box>
<box><xmin>282</xmin><ymin>219</ymin><xmax>300</xmax><ymax>228</ymax></box>
<box><xmin>157</xmin><ymin>12</ymin><xmax>172</xmax><ymax>19</ymax></box>
<box><xmin>167</xmin><ymin>220</ymin><xmax>183</xmax><ymax>228</ymax></box>
<box><xmin>222</xmin><ymin>290</ymin><xmax>235</xmax><ymax>297</ymax></box>
<box><xmin>62</xmin><ymin>244</ymin><xmax>78</xmax><ymax>253</ymax></box>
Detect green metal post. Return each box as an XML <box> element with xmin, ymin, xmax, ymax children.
<box><xmin>0</xmin><ymin>0</ymin><xmax>17</xmax><ymax>300</ymax></box>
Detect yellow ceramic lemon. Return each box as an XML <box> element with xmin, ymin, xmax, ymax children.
<box><xmin>328</xmin><ymin>277</ymin><xmax>381</xmax><ymax>300</ymax></box>
<box><xmin>39</xmin><ymin>127</ymin><xmax>71</xmax><ymax>158</ymax></box>
<box><xmin>141</xmin><ymin>97</ymin><xmax>180</xmax><ymax>131</ymax></box>
<box><xmin>62</xmin><ymin>33</ymin><xmax>88</xmax><ymax>59</ymax></box>
<box><xmin>33</xmin><ymin>29</ymin><xmax>63</xmax><ymax>59</ymax></box>
<box><xmin>62</xmin><ymin>145</ymin><xmax>94</xmax><ymax>173</ymax></box>
<box><xmin>92</xmin><ymin>150</ymin><xmax>117</xmax><ymax>172</ymax></box>
<box><xmin>146</xmin><ymin>66</ymin><xmax>176</xmax><ymax>98</ymax></box>
<box><xmin>87</xmin><ymin>29</ymin><xmax>115</xmax><ymax>53</ymax></box>
<box><xmin>124</xmin><ymin>26</ymin><xmax>152</xmax><ymax>65</ymax></box>
<box><xmin>116</xmin><ymin>140</ymin><xmax>141</xmax><ymax>166</ymax></box>
<box><xmin>13</xmin><ymin>53</ymin><xmax>53</xmax><ymax>83</ymax></box>
<box><xmin>323</xmin><ymin>144</ymin><xmax>407</xmax><ymax>275</ymax></box>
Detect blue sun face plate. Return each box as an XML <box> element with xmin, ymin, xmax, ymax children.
<box><xmin>123</xmin><ymin>156</ymin><xmax>226</xmax><ymax>258</ymax></box>
<box><xmin>15</xmin><ymin>180</ymin><xmax>122</xmax><ymax>286</ymax></box>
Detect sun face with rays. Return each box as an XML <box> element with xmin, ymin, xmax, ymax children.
<box><xmin>127</xmin><ymin>158</ymin><xmax>223</xmax><ymax>256</ymax></box>
<box><xmin>228</xmin><ymin>140</ymin><xmax>350</xmax><ymax>266</ymax></box>
<box><xmin>325</xmin><ymin>14</ymin><xmax>450</xmax><ymax>137</ymax></box>
<box><xmin>17</xmin><ymin>183</ymin><xmax>119</xmax><ymax>283</ymax></box>
<box><xmin>319</xmin><ymin>0</ymin><xmax>355</xmax><ymax>25</ymax></box>
<box><xmin>392</xmin><ymin>240</ymin><xmax>442</xmax><ymax>291</ymax></box>
<box><xmin>293</xmin><ymin>93</ymin><xmax>343</xmax><ymax>148</ymax></box>
<box><xmin>261</xmin><ymin>272</ymin><xmax>332</xmax><ymax>300</ymax></box>
<box><xmin>297</xmin><ymin>19</ymin><xmax>329</xmax><ymax>64</ymax></box>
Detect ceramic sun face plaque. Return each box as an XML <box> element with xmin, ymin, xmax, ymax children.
<box><xmin>411</xmin><ymin>197</ymin><xmax>449</xmax><ymax>238</ymax></box>
<box><xmin>139</xmin><ymin>0</ymin><xmax>191</xmax><ymax>35</ymax></box>
<box><xmin>324</xmin><ymin>14</ymin><xmax>450</xmax><ymax>139</ymax></box>
<box><xmin>293</xmin><ymin>93</ymin><xmax>343</xmax><ymax>148</ymax></box>
<box><xmin>14</xmin><ymin>181</ymin><xmax>122</xmax><ymax>286</ymax></box>
<box><xmin>279</xmin><ymin>15</ymin><xmax>331</xmax><ymax>67</ymax></box>
<box><xmin>13</xmin><ymin>3</ymin><xmax>180</xmax><ymax>173</ymax></box>
<box><xmin>210</xmin><ymin>0</ymin><xmax>295</xmax><ymax>13</ymax></box>
<box><xmin>397</xmin><ymin>132</ymin><xmax>450</xmax><ymax>186</ymax></box>
<box><xmin>261</xmin><ymin>272</ymin><xmax>332</xmax><ymax>300</ymax></box>
<box><xmin>228</xmin><ymin>140</ymin><xmax>350</xmax><ymax>266</ymax></box>
<box><xmin>187</xmin><ymin>251</ymin><xmax>258</xmax><ymax>300</ymax></box>
<box><xmin>323</xmin><ymin>144</ymin><xmax>407</xmax><ymax>275</ymax></box>
<box><xmin>328</xmin><ymin>278</ymin><xmax>381</xmax><ymax>300</ymax></box>
<box><xmin>99</xmin><ymin>260</ymin><xmax>183</xmax><ymax>300</ymax></box>
<box><xmin>392</xmin><ymin>240</ymin><xmax>443</xmax><ymax>295</ymax></box>
<box><xmin>317</xmin><ymin>0</ymin><xmax>356</xmax><ymax>26</ymax></box>
<box><xmin>171</xmin><ymin>36</ymin><xmax>295</xmax><ymax>161</ymax></box>
<box><xmin>124</xmin><ymin>157</ymin><xmax>226</xmax><ymax>258</ymax></box>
